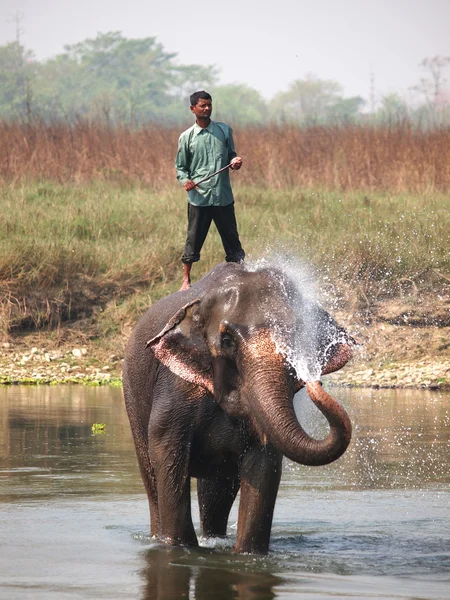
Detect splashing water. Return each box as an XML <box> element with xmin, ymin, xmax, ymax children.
<box><xmin>244</xmin><ymin>253</ymin><xmax>347</xmax><ymax>382</ymax></box>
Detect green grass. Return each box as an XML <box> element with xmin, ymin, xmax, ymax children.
<box><xmin>0</xmin><ymin>180</ymin><xmax>449</xmax><ymax>336</ymax></box>
<box><xmin>238</xmin><ymin>187</ymin><xmax>449</xmax><ymax>272</ymax></box>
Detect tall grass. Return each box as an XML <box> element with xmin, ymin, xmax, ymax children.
<box><xmin>1</xmin><ymin>180</ymin><xmax>448</xmax><ymax>336</ymax></box>
<box><xmin>1</xmin><ymin>121</ymin><xmax>450</xmax><ymax>192</ymax></box>
<box><xmin>1</xmin><ymin>120</ymin><xmax>448</xmax><ymax>336</ymax></box>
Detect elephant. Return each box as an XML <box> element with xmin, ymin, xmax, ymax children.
<box><xmin>123</xmin><ymin>261</ymin><xmax>354</xmax><ymax>554</ymax></box>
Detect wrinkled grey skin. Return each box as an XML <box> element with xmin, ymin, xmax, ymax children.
<box><xmin>123</xmin><ymin>262</ymin><xmax>354</xmax><ymax>554</ymax></box>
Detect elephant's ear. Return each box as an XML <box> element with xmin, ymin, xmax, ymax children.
<box><xmin>146</xmin><ymin>300</ymin><xmax>214</xmax><ymax>394</ymax></box>
<box><xmin>321</xmin><ymin>342</ymin><xmax>354</xmax><ymax>375</ymax></box>
<box><xmin>321</xmin><ymin>336</ymin><xmax>356</xmax><ymax>375</ymax></box>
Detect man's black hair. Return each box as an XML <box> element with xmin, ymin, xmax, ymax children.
<box><xmin>190</xmin><ymin>90</ymin><xmax>212</xmax><ymax>106</ymax></box>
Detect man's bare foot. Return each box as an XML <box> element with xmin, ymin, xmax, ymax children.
<box><xmin>180</xmin><ymin>263</ymin><xmax>192</xmax><ymax>291</ymax></box>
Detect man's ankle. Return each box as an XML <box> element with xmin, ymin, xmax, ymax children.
<box><xmin>180</xmin><ymin>278</ymin><xmax>191</xmax><ymax>291</ymax></box>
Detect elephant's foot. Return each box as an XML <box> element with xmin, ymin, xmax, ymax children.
<box><xmin>160</xmin><ymin>534</ymin><xmax>199</xmax><ymax>548</ymax></box>
<box><xmin>233</xmin><ymin>539</ymin><xmax>269</xmax><ymax>555</ymax></box>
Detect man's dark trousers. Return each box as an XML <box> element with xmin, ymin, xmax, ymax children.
<box><xmin>182</xmin><ymin>202</ymin><xmax>245</xmax><ymax>264</ymax></box>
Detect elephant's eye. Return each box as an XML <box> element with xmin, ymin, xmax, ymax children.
<box><xmin>220</xmin><ymin>333</ymin><xmax>234</xmax><ymax>350</ymax></box>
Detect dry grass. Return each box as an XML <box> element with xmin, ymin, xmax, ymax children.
<box><xmin>1</xmin><ymin>121</ymin><xmax>449</xmax><ymax>192</ymax></box>
<box><xmin>0</xmin><ymin>120</ymin><xmax>449</xmax><ymax>338</ymax></box>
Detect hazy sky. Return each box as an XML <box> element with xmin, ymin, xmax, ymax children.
<box><xmin>1</xmin><ymin>0</ymin><xmax>449</xmax><ymax>102</ymax></box>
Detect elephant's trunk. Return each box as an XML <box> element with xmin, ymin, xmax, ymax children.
<box><xmin>242</xmin><ymin>332</ymin><xmax>352</xmax><ymax>466</ymax></box>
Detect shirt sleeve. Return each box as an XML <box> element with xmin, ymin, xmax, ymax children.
<box><xmin>227</xmin><ymin>127</ymin><xmax>238</xmax><ymax>162</ymax></box>
<box><xmin>175</xmin><ymin>134</ymin><xmax>191</xmax><ymax>185</ymax></box>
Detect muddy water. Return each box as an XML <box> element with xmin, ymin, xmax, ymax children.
<box><xmin>0</xmin><ymin>385</ymin><xmax>448</xmax><ymax>599</ymax></box>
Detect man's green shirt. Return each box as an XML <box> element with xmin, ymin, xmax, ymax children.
<box><xmin>175</xmin><ymin>120</ymin><xmax>237</xmax><ymax>207</ymax></box>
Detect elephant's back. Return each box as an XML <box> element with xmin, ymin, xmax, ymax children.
<box><xmin>127</xmin><ymin>262</ymin><xmax>244</xmax><ymax>345</ymax></box>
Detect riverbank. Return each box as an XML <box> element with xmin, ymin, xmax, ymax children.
<box><xmin>1</xmin><ymin>181</ymin><xmax>448</xmax><ymax>391</ymax></box>
<box><xmin>1</xmin><ymin>305</ymin><xmax>448</xmax><ymax>389</ymax></box>
<box><xmin>0</xmin><ymin>339</ymin><xmax>122</xmax><ymax>386</ymax></box>
<box><xmin>332</xmin><ymin>358</ymin><xmax>450</xmax><ymax>390</ymax></box>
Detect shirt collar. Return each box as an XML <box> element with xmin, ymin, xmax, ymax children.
<box><xmin>193</xmin><ymin>120</ymin><xmax>214</xmax><ymax>135</ymax></box>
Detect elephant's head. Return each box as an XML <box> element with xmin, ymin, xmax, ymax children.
<box><xmin>146</xmin><ymin>263</ymin><xmax>355</xmax><ymax>466</ymax></box>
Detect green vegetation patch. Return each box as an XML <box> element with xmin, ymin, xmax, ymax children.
<box><xmin>0</xmin><ymin>181</ymin><xmax>449</xmax><ymax>338</ymax></box>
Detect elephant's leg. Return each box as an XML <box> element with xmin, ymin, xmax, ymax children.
<box><xmin>137</xmin><ymin>447</ymin><xmax>160</xmax><ymax>538</ymax></box>
<box><xmin>123</xmin><ymin>389</ymin><xmax>160</xmax><ymax>536</ymax></box>
<box><xmin>130</xmin><ymin>420</ymin><xmax>159</xmax><ymax>536</ymax></box>
<box><xmin>234</xmin><ymin>444</ymin><xmax>282</xmax><ymax>554</ymax></box>
<box><xmin>197</xmin><ymin>472</ymin><xmax>240</xmax><ymax>538</ymax></box>
<box><xmin>152</xmin><ymin>453</ymin><xmax>197</xmax><ymax>547</ymax></box>
<box><xmin>149</xmin><ymin>410</ymin><xmax>198</xmax><ymax>547</ymax></box>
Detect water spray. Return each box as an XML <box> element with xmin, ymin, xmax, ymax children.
<box><xmin>245</xmin><ymin>253</ymin><xmax>352</xmax><ymax>383</ymax></box>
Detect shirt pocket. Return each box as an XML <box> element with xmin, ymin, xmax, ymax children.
<box><xmin>212</xmin><ymin>135</ymin><xmax>229</xmax><ymax>164</ymax></box>
<box><xmin>189</xmin><ymin>137</ymin><xmax>206</xmax><ymax>173</ymax></box>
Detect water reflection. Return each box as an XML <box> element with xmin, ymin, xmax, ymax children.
<box><xmin>140</xmin><ymin>547</ymin><xmax>282</xmax><ymax>600</ymax></box>
<box><xmin>291</xmin><ymin>386</ymin><xmax>450</xmax><ymax>490</ymax></box>
<box><xmin>0</xmin><ymin>385</ymin><xmax>141</xmax><ymax>501</ymax></box>
<box><xmin>1</xmin><ymin>386</ymin><xmax>449</xmax><ymax>499</ymax></box>
<box><xmin>0</xmin><ymin>385</ymin><xmax>449</xmax><ymax>600</ymax></box>
<box><xmin>1</xmin><ymin>386</ymin><xmax>448</xmax><ymax>500</ymax></box>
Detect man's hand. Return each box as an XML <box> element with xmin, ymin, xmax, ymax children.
<box><xmin>184</xmin><ymin>180</ymin><xmax>197</xmax><ymax>191</ymax></box>
<box><xmin>230</xmin><ymin>156</ymin><xmax>243</xmax><ymax>170</ymax></box>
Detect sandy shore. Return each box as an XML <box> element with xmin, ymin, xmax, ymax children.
<box><xmin>0</xmin><ymin>342</ymin><xmax>122</xmax><ymax>386</ymax></box>
<box><xmin>1</xmin><ymin>338</ymin><xmax>449</xmax><ymax>390</ymax></box>
<box><xmin>331</xmin><ymin>357</ymin><xmax>450</xmax><ymax>390</ymax></box>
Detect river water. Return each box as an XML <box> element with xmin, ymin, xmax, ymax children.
<box><xmin>0</xmin><ymin>385</ymin><xmax>448</xmax><ymax>599</ymax></box>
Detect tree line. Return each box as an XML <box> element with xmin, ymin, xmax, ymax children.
<box><xmin>0</xmin><ymin>32</ymin><xmax>449</xmax><ymax>128</ymax></box>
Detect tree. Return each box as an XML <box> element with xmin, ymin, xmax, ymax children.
<box><xmin>41</xmin><ymin>32</ymin><xmax>184</xmax><ymax>123</ymax></box>
<box><xmin>417</xmin><ymin>55</ymin><xmax>450</xmax><ymax>104</ymax></box>
<box><xmin>0</xmin><ymin>33</ymin><xmax>218</xmax><ymax>124</ymax></box>
<box><xmin>325</xmin><ymin>96</ymin><xmax>366</xmax><ymax>125</ymax></box>
<box><xmin>410</xmin><ymin>56</ymin><xmax>450</xmax><ymax>128</ymax></box>
<box><xmin>0</xmin><ymin>42</ymin><xmax>36</xmax><ymax>119</ymax></box>
<box><xmin>377</xmin><ymin>93</ymin><xmax>409</xmax><ymax>125</ymax></box>
<box><xmin>211</xmin><ymin>84</ymin><xmax>268</xmax><ymax>125</ymax></box>
<box><xmin>269</xmin><ymin>74</ymin><xmax>343</xmax><ymax>125</ymax></box>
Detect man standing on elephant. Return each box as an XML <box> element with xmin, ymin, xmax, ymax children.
<box><xmin>175</xmin><ymin>90</ymin><xmax>245</xmax><ymax>290</ymax></box>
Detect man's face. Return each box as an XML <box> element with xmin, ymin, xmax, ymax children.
<box><xmin>190</xmin><ymin>98</ymin><xmax>212</xmax><ymax>120</ymax></box>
